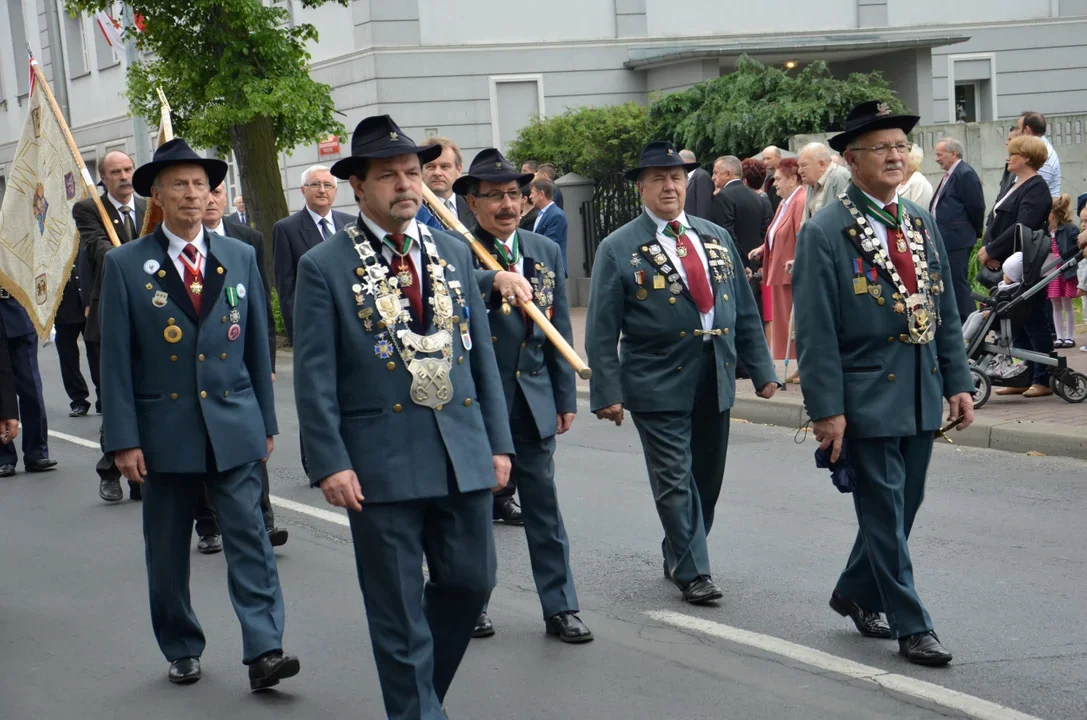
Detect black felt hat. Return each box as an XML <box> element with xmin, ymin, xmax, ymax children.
<box><xmin>451</xmin><ymin>148</ymin><xmax>535</xmax><ymax>196</ymax></box>
<box><xmin>624</xmin><ymin>141</ymin><xmax>700</xmax><ymax>181</ymax></box>
<box><xmin>330</xmin><ymin>115</ymin><xmax>443</xmax><ymax>180</ymax></box>
<box><xmin>828</xmin><ymin>100</ymin><xmax>920</xmax><ymax>153</ymax></box>
<box><xmin>132</xmin><ymin>138</ymin><xmax>228</xmax><ymax>197</ymax></box>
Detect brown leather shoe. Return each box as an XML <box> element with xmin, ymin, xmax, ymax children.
<box><xmin>1022</xmin><ymin>384</ymin><xmax>1054</xmax><ymax>398</ymax></box>
<box><xmin>995</xmin><ymin>386</ymin><xmax>1028</xmax><ymax>396</ymax></box>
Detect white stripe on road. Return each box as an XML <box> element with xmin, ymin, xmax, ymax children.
<box><xmin>644</xmin><ymin>610</ymin><xmax>1042</xmax><ymax>720</ymax></box>
<box><xmin>46</xmin><ymin>429</ymin><xmax>1039</xmax><ymax>719</ymax></box>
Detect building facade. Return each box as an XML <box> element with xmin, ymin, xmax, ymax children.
<box><xmin>3</xmin><ymin>0</ymin><xmax>1087</xmax><ymax>212</ymax></box>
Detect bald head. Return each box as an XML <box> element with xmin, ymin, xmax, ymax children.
<box><xmin>762</xmin><ymin>146</ymin><xmax>782</xmax><ymax>171</ymax></box>
<box><xmin>679</xmin><ymin>149</ymin><xmax>697</xmax><ymax>163</ymax></box>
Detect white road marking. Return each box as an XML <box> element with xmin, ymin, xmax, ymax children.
<box><xmin>45</xmin><ymin>429</ymin><xmax>1040</xmax><ymax>719</ymax></box>
<box><xmin>645</xmin><ymin>610</ymin><xmax>1042</xmax><ymax>720</ymax></box>
<box><xmin>48</xmin><ymin>430</ymin><xmax>100</xmax><ymax>450</ymax></box>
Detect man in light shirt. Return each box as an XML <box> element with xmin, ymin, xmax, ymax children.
<box><xmin>799</xmin><ymin>141</ymin><xmax>851</xmax><ymax>223</ymax></box>
<box><xmin>1018</xmin><ymin>111</ymin><xmax>1061</xmax><ymax>197</ymax></box>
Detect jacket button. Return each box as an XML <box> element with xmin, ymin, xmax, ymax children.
<box><xmin>680</xmin><ymin>331</ymin><xmax>686</xmax><ymax>338</ymax></box>
<box><xmin>932</xmin><ymin>367</ymin><xmax>939</xmax><ymax>374</ymax></box>
<box><xmin>900</xmin><ymin>334</ymin><xmax>909</xmax><ymax>343</ymax></box>
<box><xmin>198</xmin><ymin>354</ymin><xmax>205</xmax><ymax>361</ymax></box>
<box><xmin>531</xmin><ymin>371</ymin><xmax>538</xmax><ymax>376</ymax></box>
<box><xmin>393</xmin><ymin>404</ymin><xmax>403</xmax><ymax>413</ymax></box>
<box><xmin>386</xmin><ymin>361</ymin><xmax>395</xmax><ymax>371</ymax></box>
<box><xmin>435</xmin><ymin>405</ymin><xmax>443</xmax><ymax>411</ymax></box>
<box><xmin>521</xmin><ymin>342</ymin><xmax>527</xmax><ymax>349</ymax></box>
<box><xmin>170</xmin><ymin>393</ymin><xmax>178</xmax><ymax>400</ymax></box>
<box><xmin>458</xmin><ymin>356</ymin><xmax>464</xmax><ymax>365</ymax></box>
<box><xmin>725</xmin><ymin>362</ymin><xmax>729</xmax><ymax>367</ymax></box>
<box><xmin>200</xmin><ymin>391</ymin><xmax>207</xmax><ymax>399</ymax></box>
<box><xmin>222</xmin><ymin>316</ymin><xmax>227</xmax><ymax>323</ymax></box>
<box><xmin>452</xmin><ymin>315</ymin><xmax>460</xmax><ymax>324</ymax></box>
<box><xmin>464</xmin><ymin>398</ymin><xmax>472</xmax><ymax>407</ymax></box>
<box><xmin>515</xmin><ymin>370</ymin><xmax>521</xmax><ymax>378</ymax></box>
<box><xmin>220</xmin><ymin>353</ymin><xmax>227</xmax><ymax>360</ymax></box>
<box><xmin>170</xmin><ymin>355</ymin><xmax>178</xmax><ymax>362</ymax></box>
<box><xmin>669</xmin><ymin>297</ymin><xmax>676</xmax><ymax>305</ymax></box>
<box><xmin>492</xmin><ymin>336</ymin><xmax>497</xmax><ymax>342</ymax></box>
<box><xmin>223</xmin><ymin>391</ymin><xmax>230</xmax><ymax>397</ymax></box>
<box><xmin>888</xmin><ymin>374</ymin><xmax>896</xmax><ymax>382</ymax></box>
<box><xmin>723</xmin><ymin>294</ymin><xmax>729</xmax><ymax>301</ymax></box>
<box><xmin>694</xmin><ymin>329</ymin><xmax>702</xmax><ymax>337</ymax></box>
<box><xmin>676</xmin><ymin>366</ymin><xmax>683</xmax><ymax>372</ymax></box>
<box><xmin>887</xmin><ymin>336</ymin><xmax>895</xmax><ymax>343</ymax></box>
<box><xmin>723</xmin><ymin>328</ymin><xmax>730</xmax><ymax>335</ymax></box>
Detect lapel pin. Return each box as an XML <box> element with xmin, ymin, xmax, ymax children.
<box><xmin>144</xmin><ymin>259</ymin><xmax>160</xmax><ymax>275</ymax></box>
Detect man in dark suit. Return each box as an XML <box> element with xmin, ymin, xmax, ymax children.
<box><xmin>931</xmin><ymin>138</ymin><xmax>985</xmax><ymax>324</ymax></box>
<box><xmin>0</xmin><ymin>295</ymin><xmax>56</xmax><ymax>477</ymax></box>
<box><xmin>519</xmin><ymin>184</ymin><xmax>539</xmax><ymax>231</ymax></box>
<box><xmin>272</xmin><ymin>164</ymin><xmax>354</xmax><ymax>345</ymax></box>
<box><xmin>529</xmin><ymin>176</ymin><xmax>569</xmax><ymax>270</ymax></box>
<box><xmin>761</xmin><ymin>146</ymin><xmax>783</xmax><ymax>214</ymax></box>
<box><xmin>193</xmin><ymin>182</ymin><xmax>288</xmax><ymax>553</ymax></box>
<box><xmin>294</xmin><ymin>115</ymin><xmax>512</xmax><ymax>719</ymax></box>
<box><xmin>228</xmin><ymin>195</ymin><xmax>248</xmax><ymax>226</ymax></box>
<box><xmin>272</xmin><ymin>164</ymin><xmax>353</xmax><ymax>478</ymax></box>
<box><xmin>537</xmin><ymin>163</ymin><xmax>564</xmax><ymax>209</ymax></box>
<box><xmin>73</xmin><ymin>149</ymin><xmax>145</xmax><ymax>502</ymax></box>
<box><xmin>415</xmin><ymin>136</ymin><xmax>476</xmax><ymax>231</ymax></box>
<box><xmin>681</xmin><ymin>150</ymin><xmax>714</xmax><ymax>219</ymax></box>
<box><xmin>75</xmin><ymin>245</ymin><xmax>100</xmax><ymax>411</ymax></box>
<box><xmin>100</xmin><ymin>138</ymin><xmax>298</xmax><ymax>688</ymax></box>
<box><xmin>710</xmin><ymin>156</ymin><xmax>771</xmax><ymax>322</ymax></box>
<box><xmin>53</xmin><ymin>259</ymin><xmax>94</xmax><ymax>417</ymax></box>
<box><xmin>462</xmin><ymin>150</ymin><xmax>591</xmax><ymax>643</ymax></box>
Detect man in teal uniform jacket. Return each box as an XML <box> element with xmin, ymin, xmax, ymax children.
<box><xmin>458</xmin><ymin>149</ymin><xmax>591</xmax><ymax>643</ymax></box>
<box><xmin>293</xmin><ymin>116</ymin><xmax>515</xmax><ymax>720</ymax></box>
<box><xmin>100</xmin><ymin>139</ymin><xmax>299</xmax><ymax>689</ymax></box>
<box><xmin>586</xmin><ymin>141</ymin><xmax>779</xmax><ymax>605</ymax></box>
<box><xmin>793</xmin><ymin>101</ymin><xmax>975</xmax><ymax>666</ymax></box>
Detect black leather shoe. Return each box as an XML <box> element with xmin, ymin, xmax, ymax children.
<box><xmin>545</xmin><ymin>612</ymin><xmax>594</xmax><ymax>643</ymax></box>
<box><xmin>829</xmin><ymin>590</ymin><xmax>891</xmax><ymax>639</ymax></box>
<box><xmin>168</xmin><ymin>657</ymin><xmax>201</xmax><ymax>684</ymax></box>
<box><xmin>129</xmin><ymin>483</ymin><xmax>142</xmax><ymax>501</ymax></box>
<box><xmin>268</xmin><ymin>527</ymin><xmax>289</xmax><ymax>547</ymax></box>
<box><xmin>69</xmin><ymin>402</ymin><xmax>91</xmax><ymax>417</ymax></box>
<box><xmin>99</xmin><ymin>477</ymin><xmax>123</xmax><ymax>502</ymax></box>
<box><xmin>899</xmin><ymin>631</ymin><xmax>953</xmax><ymax>666</ymax></box>
<box><xmin>493</xmin><ymin>497</ymin><xmax>524</xmax><ymax>526</ymax></box>
<box><xmin>0</xmin><ymin>464</ymin><xmax>15</xmax><ymax>478</ymax></box>
<box><xmin>248</xmin><ymin>649</ymin><xmax>300</xmax><ymax>690</ymax></box>
<box><xmin>682</xmin><ymin>576</ymin><xmax>723</xmax><ymax>605</ymax></box>
<box><xmin>197</xmin><ymin>534</ymin><xmax>222</xmax><ymax>554</ymax></box>
<box><xmin>25</xmin><ymin>458</ymin><xmax>58</xmax><ymax>472</ymax></box>
<box><xmin>472</xmin><ymin>612</ymin><xmax>495</xmax><ymax>638</ymax></box>
<box><xmin>95</xmin><ymin>401</ymin><xmax>102</xmax><ymax>414</ymax></box>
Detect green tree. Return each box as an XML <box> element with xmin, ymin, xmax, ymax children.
<box><xmin>66</xmin><ymin>0</ymin><xmax>346</xmax><ymax>257</ymax></box>
<box><xmin>507</xmin><ymin>102</ymin><xmax>653</xmax><ymax>181</ymax></box>
<box><xmin>649</xmin><ymin>55</ymin><xmax>907</xmax><ymax>161</ymax></box>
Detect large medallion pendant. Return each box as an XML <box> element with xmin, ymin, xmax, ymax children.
<box><xmin>408</xmin><ymin>357</ymin><xmax>454</xmax><ymax>409</ymax></box>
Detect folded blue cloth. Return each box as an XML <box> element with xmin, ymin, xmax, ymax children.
<box><xmin>814</xmin><ymin>440</ymin><xmax>856</xmax><ymax>494</ymax></box>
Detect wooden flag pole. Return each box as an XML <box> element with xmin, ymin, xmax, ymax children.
<box><xmin>29</xmin><ymin>56</ymin><xmax>122</xmax><ymax>248</ymax></box>
<box><xmin>140</xmin><ymin>87</ymin><xmax>174</xmax><ymax>237</ymax></box>
<box><xmin>421</xmin><ymin>184</ymin><xmax>592</xmax><ymax>380</ymax></box>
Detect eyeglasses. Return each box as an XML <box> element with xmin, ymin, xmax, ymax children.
<box><xmin>476</xmin><ymin>190</ymin><xmax>521</xmax><ymax>202</ymax></box>
<box><xmin>304</xmin><ymin>182</ymin><xmax>337</xmax><ymax>191</ymax></box>
<box><xmin>847</xmin><ymin>142</ymin><xmax>912</xmax><ymax>157</ymax></box>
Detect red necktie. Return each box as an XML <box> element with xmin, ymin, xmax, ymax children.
<box><xmin>388</xmin><ymin>233</ymin><xmax>422</xmax><ymax>321</ymax></box>
<box><xmin>181</xmin><ymin>243</ymin><xmax>204</xmax><ymax>314</ymax></box>
<box><xmin>882</xmin><ymin>203</ymin><xmax>917</xmax><ymax>295</ymax></box>
<box><xmin>667</xmin><ymin>221</ymin><xmax>714</xmax><ymax>313</ymax></box>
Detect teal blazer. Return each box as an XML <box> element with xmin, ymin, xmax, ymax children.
<box><xmin>292</xmin><ymin>220</ymin><xmax>515</xmax><ymax>504</ymax></box>
<box><xmin>792</xmin><ymin>184</ymin><xmax>974</xmax><ymax>438</ymax></box>
<box><xmin>585</xmin><ymin>211</ymin><xmax>777</xmax><ymax>414</ymax></box>
<box><xmin>100</xmin><ymin>227</ymin><xmax>277</xmax><ymax>474</ymax></box>
<box><xmin>473</xmin><ymin>228</ymin><xmax>577</xmax><ymax>440</ymax></box>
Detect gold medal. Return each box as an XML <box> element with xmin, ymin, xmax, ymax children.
<box><xmin>189</xmin><ymin>280</ymin><xmax>203</xmax><ymax>295</ymax></box>
<box><xmin>164</xmin><ymin>325</ymin><xmax>183</xmax><ymax>343</ymax></box>
<box><xmin>653</xmin><ymin>275</ymin><xmax>666</xmax><ymax>290</ymax></box>
<box><xmin>397</xmin><ymin>268</ymin><xmax>413</xmax><ymax>287</ymax></box>
<box><xmin>676</xmin><ymin>244</ymin><xmax>688</xmax><ymax>258</ymax></box>
<box><xmin>895</xmin><ymin>233</ymin><xmax>907</xmax><ymax>253</ymax></box>
<box><xmin>853</xmin><ymin>277</ymin><xmax>868</xmax><ymax>295</ymax></box>
<box><xmin>636</xmin><ymin>287</ymin><xmax>648</xmax><ymax>300</ymax></box>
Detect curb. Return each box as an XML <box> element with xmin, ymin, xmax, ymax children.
<box><xmin>575</xmin><ymin>387</ymin><xmax>1087</xmax><ymax>461</ymax></box>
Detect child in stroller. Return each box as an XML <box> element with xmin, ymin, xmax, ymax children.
<box><xmin>963</xmin><ymin>253</ymin><xmax>1027</xmax><ymax>382</ymax></box>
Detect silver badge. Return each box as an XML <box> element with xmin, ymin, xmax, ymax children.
<box><xmin>236</xmin><ymin>283</ymin><xmax>246</xmax><ymax>299</ymax></box>
<box><xmin>152</xmin><ymin>290</ymin><xmax>168</xmax><ymax>308</ymax></box>
<box><xmin>143</xmin><ymin>259</ymin><xmax>160</xmax><ymax>275</ymax></box>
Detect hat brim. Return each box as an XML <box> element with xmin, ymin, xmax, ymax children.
<box><xmin>132</xmin><ymin>158</ymin><xmax>228</xmax><ymax>198</ymax></box>
<box><xmin>828</xmin><ymin>115</ymin><xmax>920</xmax><ymax>152</ymax></box>
<box><xmin>623</xmin><ymin>161</ymin><xmax>700</xmax><ymax>182</ymax></box>
<box><xmin>451</xmin><ymin>171</ymin><xmax>535</xmax><ymax>197</ymax></box>
<box><xmin>330</xmin><ymin>144</ymin><xmax>444</xmax><ymax>180</ymax></box>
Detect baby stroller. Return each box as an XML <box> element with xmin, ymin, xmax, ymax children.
<box><xmin>964</xmin><ymin>224</ymin><xmax>1087</xmax><ymax>408</ymax></box>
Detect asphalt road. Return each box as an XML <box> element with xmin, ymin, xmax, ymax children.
<box><xmin>2</xmin><ymin>338</ymin><xmax>1085</xmax><ymax>719</ymax></box>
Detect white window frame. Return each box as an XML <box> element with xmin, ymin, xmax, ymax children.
<box><xmin>488</xmin><ymin>74</ymin><xmax>545</xmax><ymax>149</ymax></box>
<box><xmin>946</xmin><ymin>53</ymin><xmax>997</xmax><ymax>123</ymax></box>
<box><xmin>60</xmin><ymin>8</ymin><xmax>91</xmax><ymax>79</ymax></box>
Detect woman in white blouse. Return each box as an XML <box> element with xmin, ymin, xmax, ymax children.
<box><xmin>898</xmin><ymin>144</ymin><xmax>934</xmax><ymax>209</ymax></box>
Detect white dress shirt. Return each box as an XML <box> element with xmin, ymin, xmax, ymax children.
<box><xmin>162</xmin><ymin>224</ymin><xmax>209</xmax><ymax>280</ymax></box>
<box><xmin>205</xmin><ymin>220</ymin><xmax>227</xmax><ymax>236</ymax></box>
<box><xmin>532</xmin><ymin>201</ymin><xmax>555</xmax><ymax>233</ymax></box>
<box><xmin>435</xmin><ymin>193</ymin><xmax>459</xmax><ymax>218</ymax></box>
<box><xmin>360</xmin><ymin>213</ymin><xmax>423</xmax><ymax>278</ymax></box>
<box><xmin>306</xmin><ymin>206</ymin><xmax>337</xmax><ymax>238</ymax></box>
<box><xmin>644</xmin><ymin>206</ymin><xmax>714</xmax><ymax>332</ymax></box>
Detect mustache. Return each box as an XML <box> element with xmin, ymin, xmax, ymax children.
<box><xmin>390</xmin><ymin>193</ymin><xmax>418</xmax><ymax>206</ymax></box>
<box><xmin>496</xmin><ymin>211</ymin><xmax>518</xmax><ymax>220</ymax></box>
<box><xmin>884</xmin><ymin>161</ymin><xmax>904</xmax><ymax>171</ymax></box>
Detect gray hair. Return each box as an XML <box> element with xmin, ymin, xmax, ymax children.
<box><xmin>300</xmin><ymin>164</ymin><xmax>333</xmax><ymax>188</ymax></box>
<box><xmin>907</xmin><ymin>144</ymin><xmax>924</xmax><ymax>172</ymax></box>
<box><xmin>937</xmin><ymin>138</ymin><xmax>965</xmax><ymax>160</ymax></box>
<box><xmin>800</xmin><ymin>142</ymin><xmax>831</xmax><ymax>164</ymax></box>
<box><xmin>714</xmin><ymin>155</ymin><xmax>742</xmax><ymax>178</ymax></box>
<box><xmin>679</xmin><ymin>149</ymin><xmax>697</xmax><ymax>163</ymax></box>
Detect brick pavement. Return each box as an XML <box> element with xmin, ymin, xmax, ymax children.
<box><xmin>567</xmin><ymin>306</ymin><xmax>1087</xmax><ymax>429</ymax></box>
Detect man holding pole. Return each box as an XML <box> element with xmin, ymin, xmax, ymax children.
<box><xmin>458</xmin><ymin>149</ymin><xmax>591</xmax><ymax>643</ymax></box>
<box><xmin>293</xmin><ymin>115</ymin><xmax>513</xmax><ymax>719</ymax></box>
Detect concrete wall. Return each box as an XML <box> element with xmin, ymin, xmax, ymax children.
<box><xmin>645</xmin><ymin>0</ymin><xmax>857</xmax><ymax>34</ymax></box>
<box><xmin>889</xmin><ymin>0</ymin><xmax>1051</xmax><ymax>25</ymax></box>
<box><xmin>791</xmin><ymin>113</ymin><xmax>1087</xmax><ymax>212</ymax></box>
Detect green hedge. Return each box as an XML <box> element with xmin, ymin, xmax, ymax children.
<box><xmin>271</xmin><ymin>288</ymin><xmax>285</xmax><ymax>335</ymax></box>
